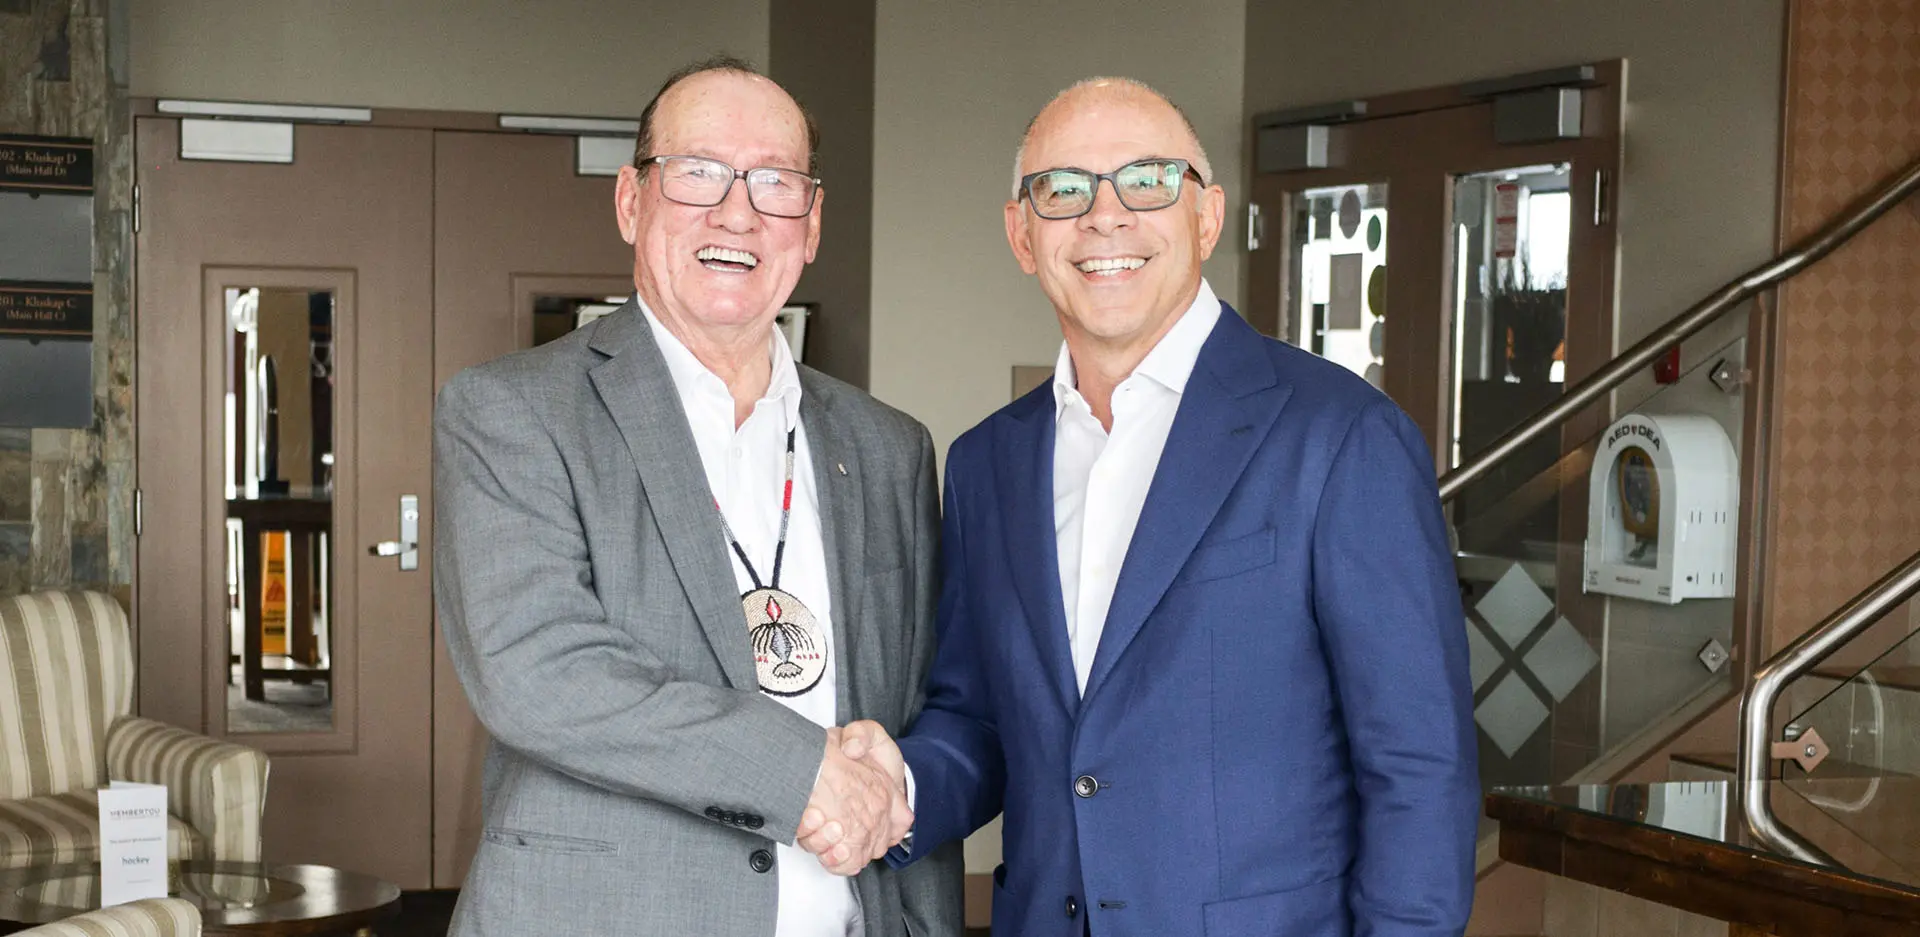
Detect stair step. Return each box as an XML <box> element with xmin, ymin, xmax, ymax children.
<box><xmin>1671</xmin><ymin>751</ymin><xmax>1917</xmax><ymax>780</ymax></box>
<box><xmin>1810</xmin><ymin>665</ymin><xmax>1920</xmax><ymax>693</ymax></box>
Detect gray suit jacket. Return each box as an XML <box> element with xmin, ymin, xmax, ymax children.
<box><xmin>433</xmin><ymin>301</ymin><xmax>964</xmax><ymax>936</ymax></box>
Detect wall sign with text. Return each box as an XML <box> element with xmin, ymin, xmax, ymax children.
<box><xmin>0</xmin><ymin>281</ymin><xmax>93</xmax><ymax>340</ymax></box>
<box><xmin>0</xmin><ymin>135</ymin><xmax>97</xmax><ymax>428</ymax></box>
<box><xmin>0</xmin><ymin>134</ymin><xmax>94</xmax><ymax>194</ymax></box>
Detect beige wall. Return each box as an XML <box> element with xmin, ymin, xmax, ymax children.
<box><xmin>130</xmin><ymin>0</ymin><xmax>769</xmax><ymax>117</ymax></box>
<box><xmin>770</xmin><ymin>0</ymin><xmax>876</xmax><ymax>388</ymax></box>
<box><xmin>868</xmin><ymin>0</ymin><xmax>1248</xmax><ymax>455</ymax></box>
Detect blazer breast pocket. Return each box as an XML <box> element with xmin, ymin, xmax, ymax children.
<box><xmin>1174</xmin><ymin>526</ymin><xmax>1277</xmax><ymax>586</ymax></box>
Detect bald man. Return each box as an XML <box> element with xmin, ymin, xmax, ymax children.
<box><xmin>813</xmin><ymin>78</ymin><xmax>1479</xmax><ymax>936</ymax></box>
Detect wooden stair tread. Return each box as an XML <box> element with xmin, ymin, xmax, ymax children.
<box><xmin>1809</xmin><ymin>664</ymin><xmax>1920</xmax><ymax>693</ymax></box>
<box><xmin>1672</xmin><ymin>751</ymin><xmax>1916</xmax><ymax>779</ymax></box>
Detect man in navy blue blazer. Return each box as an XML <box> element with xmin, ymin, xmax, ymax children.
<box><xmin>802</xmin><ymin>77</ymin><xmax>1478</xmax><ymax>937</ymax></box>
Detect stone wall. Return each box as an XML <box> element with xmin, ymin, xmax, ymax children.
<box><xmin>0</xmin><ymin>0</ymin><xmax>133</xmax><ymax>604</ymax></box>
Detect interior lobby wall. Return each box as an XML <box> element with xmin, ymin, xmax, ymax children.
<box><xmin>868</xmin><ymin>0</ymin><xmax>1249</xmax><ymax>458</ymax></box>
<box><xmin>1762</xmin><ymin>0</ymin><xmax>1920</xmax><ymax>660</ymax></box>
<box><xmin>131</xmin><ymin>0</ymin><xmax>769</xmax><ymax>118</ymax></box>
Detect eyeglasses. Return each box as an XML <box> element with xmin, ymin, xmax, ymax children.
<box><xmin>641</xmin><ymin>155</ymin><xmax>821</xmax><ymax>218</ymax></box>
<box><xmin>1018</xmin><ymin>158</ymin><xmax>1204</xmax><ymax>220</ymax></box>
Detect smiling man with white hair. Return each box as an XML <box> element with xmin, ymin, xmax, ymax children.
<box><xmin>817</xmin><ymin>77</ymin><xmax>1479</xmax><ymax>937</ymax></box>
<box><xmin>433</xmin><ymin>55</ymin><xmax>962</xmax><ymax>937</ymax></box>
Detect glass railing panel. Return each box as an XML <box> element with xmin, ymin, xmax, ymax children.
<box><xmin>1456</xmin><ymin>334</ymin><xmax>1750</xmax><ymax>826</ymax></box>
<box><xmin>1783</xmin><ymin>597</ymin><xmax>1920</xmax><ymax>774</ymax></box>
<box><xmin>1779</xmin><ymin>600</ymin><xmax>1920</xmax><ymax>873</ymax></box>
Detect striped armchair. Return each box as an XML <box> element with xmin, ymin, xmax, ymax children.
<box><xmin>10</xmin><ymin>898</ymin><xmax>201</xmax><ymax>936</ymax></box>
<box><xmin>0</xmin><ymin>591</ymin><xmax>269</xmax><ymax>870</ymax></box>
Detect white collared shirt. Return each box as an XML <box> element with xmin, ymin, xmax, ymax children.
<box><xmin>643</xmin><ymin>304</ymin><xmax>860</xmax><ymax>937</ymax></box>
<box><xmin>1053</xmin><ymin>279</ymin><xmax>1221</xmax><ymax>695</ymax></box>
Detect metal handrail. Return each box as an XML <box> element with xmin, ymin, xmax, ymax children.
<box><xmin>1437</xmin><ymin>155</ymin><xmax>1920</xmax><ymax>503</ymax></box>
<box><xmin>1738</xmin><ymin>549</ymin><xmax>1920</xmax><ymax>862</ymax></box>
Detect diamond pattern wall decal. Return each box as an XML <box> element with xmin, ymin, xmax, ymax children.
<box><xmin>1524</xmin><ymin>616</ymin><xmax>1601</xmax><ymax>703</ymax></box>
<box><xmin>1466</xmin><ymin>622</ymin><xmax>1501</xmax><ymax>692</ymax></box>
<box><xmin>1477</xmin><ymin>672</ymin><xmax>1550</xmax><ymax>758</ymax></box>
<box><xmin>1477</xmin><ymin>564</ymin><xmax>1553</xmax><ymax>649</ymax></box>
<box><xmin>1467</xmin><ymin>564</ymin><xmax>1602</xmax><ymax>759</ymax></box>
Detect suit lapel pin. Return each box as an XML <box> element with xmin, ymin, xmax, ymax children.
<box><xmin>836</xmin><ymin>463</ymin><xmax>848</xmax><ymax>476</ymax></box>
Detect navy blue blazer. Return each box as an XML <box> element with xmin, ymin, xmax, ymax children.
<box><xmin>894</xmin><ymin>303</ymin><xmax>1478</xmax><ymax>937</ymax></box>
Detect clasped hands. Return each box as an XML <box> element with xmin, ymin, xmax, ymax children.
<box><xmin>796</xmin><ymin>720</ymin><xmax>906</xmax><ymax>876</ymax></box>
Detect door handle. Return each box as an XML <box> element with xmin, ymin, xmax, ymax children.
<box><xmin>368</xmin><ymin>495</ymin><xmax>420</xmax><ymax>570</ymax></box>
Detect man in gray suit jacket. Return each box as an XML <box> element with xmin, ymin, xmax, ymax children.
<box><xmin>433</xmin><ymin>56</ymin><xmax>963</xmax><ymax>936</ymax></box>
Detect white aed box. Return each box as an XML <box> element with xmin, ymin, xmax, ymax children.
<box><xmin>1583</xmin><ymin>412</ymin><xmax>1738</xmax><ymax>604</ymax></box>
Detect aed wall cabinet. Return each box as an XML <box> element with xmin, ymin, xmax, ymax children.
<box><xmin>1583</xmin><ymin>412</ymin><xmax>1738</xmax><ymax>605</ymax></box>
<box><xmin>0</xmin><ymin>134</ymin><xmax>95</xmax><ymax>429</ymax></box>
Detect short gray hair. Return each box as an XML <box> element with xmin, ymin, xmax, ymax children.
<box><xmin>1010</xmin><ymin>77</ymin><xmax>1213</xmax><ymax>199</ymax></box>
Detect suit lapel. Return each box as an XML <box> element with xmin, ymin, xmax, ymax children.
<box><xmin>587</xmin><ymin>304</ymin><xmax>757</xmax><ymax>691</ymax></box>
<box><xmin>996</xmin><ymin>386</ymin><xmax>1080</xmax><ymax>717</ymax></box>
<box><xmin>798</xmin><ymin>372</ymin><xmax>863</xmax><ymax>723</ymax></box>
<box><xmin>1082</xmin><ymin>308</ymin><xmax>1293</xmax><ymax>704</ymax></box>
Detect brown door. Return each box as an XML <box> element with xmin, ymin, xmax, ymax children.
<box><xmin>134</xmin><ymin>118</ymin><xmax>437</xmax><ymax>886</ymax></box>
<box><xmin>429</xmin><ymin>129</ymin><xmax>634</xmax><ymax>887</ymax></box>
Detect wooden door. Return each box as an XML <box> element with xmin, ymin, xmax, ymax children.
<box><xmin>135</xmin><ymin>118</ymin><xmax>437</xmax><ymax>887</ymax></box>
<box><xmin>429</xmin><ymin>128</ymin><xmax>634</xmax><ymax>887</ymax></box>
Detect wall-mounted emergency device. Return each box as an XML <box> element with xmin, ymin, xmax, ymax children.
<box><xmin>1583</xmin><ymin>412</ymin><xmax>1738</xmax><ymax>604</ymax></box>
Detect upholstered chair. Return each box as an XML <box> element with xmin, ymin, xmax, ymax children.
<box><xmin>0</xmin><ymin>591</ymin><xmax>269</xmax><ymax>870</ymax></box>
<box><xmin>8</xmin><ymin>898</ymin><xmax>201</xmax><ymax>936</ymax></box>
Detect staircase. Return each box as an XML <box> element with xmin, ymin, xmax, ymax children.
<box><xmin>1453</xmin><ymin>151</ymin><xmax>1920</xmax><ymax>934</ymax></box>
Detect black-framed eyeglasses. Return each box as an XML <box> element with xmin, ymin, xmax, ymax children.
<box><xmin>1018</xmin><ymin>158</ymin><xmax>1205</xmax><ymax>220</ymax></box>
<box><xmin>640</xmin><ymin>155</ymin><xmax>821</xmax><ymax>218</ymax></box>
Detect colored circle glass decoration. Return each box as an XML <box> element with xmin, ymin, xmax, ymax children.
<box><xmin>1338</xmin><ymin>190</ymin><xmax>1362</xmax><ymax>239</ymax></box>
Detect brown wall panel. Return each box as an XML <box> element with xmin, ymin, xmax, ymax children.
<box><xmin>1765</xmin><ymin>0</ymin><xmax>1920</xmax><ymax>650</ymax></box>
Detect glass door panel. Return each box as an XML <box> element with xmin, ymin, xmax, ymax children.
<box><xmin>223</xmin><ymin>285</ymin><xmax>337</xmax><ymax>734</ymax></box>
<box><xmin>1449</xmin><ymin>163</ymin><xmax>1574</xmax><ymax>560</ymax></box>
<box><xmin>1286</xmin><ymin>182</ymin><xmax>1389</xmax><ymax>389</ymax></box>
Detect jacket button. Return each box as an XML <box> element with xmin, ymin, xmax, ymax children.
<box><xmin>746</xmin><ymin>815</ymin><xmax>764</xmax><ymax>830</ymax></box>
<box><xmin>705</xmin><ymin>807</ymin><xmax>723</xmax><ymax>820</ymax></box>
<box><xmin>749</xmin><ymin>849</ymin><xmax>774</xmax><ymax>873</ymax></box>
<box><xmin>1074</xmin><ymin>775</ymin><xmax>1099</xmax><ymax>798</ymax></box>
<box><xmin>1066</xmin><ymin>895</ymin><xmax>1079</xmax><ymax>918</ymax></box>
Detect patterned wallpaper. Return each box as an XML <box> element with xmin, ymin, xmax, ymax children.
<box><xmin>1766</xmin><ymin>0</ymin><xmax>1920</xmax><ymax>648</ymax></box>
<box><xmin>0</xmin><ymin>0</ymin><xmax>134</xmax><ymax>604</ymax></box>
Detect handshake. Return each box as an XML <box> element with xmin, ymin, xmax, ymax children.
<box><xmin>796</xmin><ymin>720</ymin><xmax>907</xmax><ymax>876</ymax></box>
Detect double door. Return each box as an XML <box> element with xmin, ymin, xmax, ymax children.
<box><xmin>136</xmin><ymin>115</ymin><xmax>630</xmax><ymax>888</ymax></box>
<box><xmin>1245</xmin><ymin>64</ymin><xmax>1624</xmax><ymax>786</ymax></box>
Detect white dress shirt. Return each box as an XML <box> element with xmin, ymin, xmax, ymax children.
<box><xmin>643</xmin><ymin>304</ymin><xmax>861</xmax><ymax>937</ymax></box>
<box><xmin>901</xmin><ymin>281</ymin><xmax>1220</xmax><ymax>819</ymax></box>
<box><xmin>1053</xmin><ymin>279</ymin><xmax>1221</xmax><ymax>695</ymax></box>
